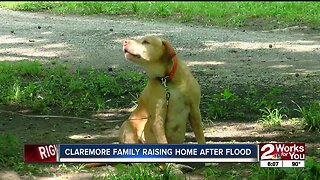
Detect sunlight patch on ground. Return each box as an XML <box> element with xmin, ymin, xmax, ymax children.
<box><xmin>0</xmin><ymin>46</ymin><xmax>65</xmax><ymax>58</ymax></box>
<box><xmin>185</xmin><ymin>121</ymin><xmax>304</xmax><ymax>140</ymax></box>
<box><xmin>175</xmin><ymin>47</ymin><xmax>184</xmax><ymax>51</ymax></box>
<box><xmin>0</xmin><ymin>171</ymin><xmax>20</xmax><ymax>180</ymax></box>
<box><xmin>313</xmin><ymin>35</ymin><xmax>320</xmax><ymax>40</ymax></box>
<box><xmin>92</xmin><ymin>112</ymin><xmax>119</xmax><ymax>118</ymax></box>
<box><xmin>42</xmin><ymin>42</ymin><xmax>68</xmax><ymax>49</ymax></box>
<box><xmin>92</xmin><ymin>108</ymin><xmax>132</xmax><ymax>119</ymax></box>
<box><xmin>69</xmin><ymin>133</ymin><xmax>118</xmax><ymax>140</ymax></box>
<box><xmin>0</xmin><ymin>35</ymin><xmax>27</xmax><ymax>44</ymax></box>
<box><xmin>0</xmin><ymin>56</ymin><xmax>29</xmax><ymax>61</ymax></box>
<box><xmin>187</xmin><ymin>61</ymin><xmax>225</xmax><ymax>66</ymax></box>
<box><xmin>0</xmin><ymin>35</ymin><xmax>74</xmax><ymax>61</ymax></box>
<box><xmin>284</xmin><ymin>68</ymin><xmax>320</xmax><ymax>75</ymax></box>
<box><xmin>269</xmin><ymin>64</ymin><xmax>293</xmax><ymax>69</ymax></box>
<box><xmin>203</xmin><ymin>40</ymin><xmax>319</xmax><ymax>52</ymax></box>
<box><xmin>148</xmin><ymin>29</ymin><xmax>183</xmax><ymax>33</ymax></box>
<box><xmin>41</xmin><ymin>31</ymin><xmax>53</xmax><ymax>35</ymax></box>
<box><xmin>113</xmin><ymin>38</ymin><xmax>127</xmax><ymax>44</ymax></box>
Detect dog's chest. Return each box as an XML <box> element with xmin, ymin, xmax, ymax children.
<box><xmin>166</xmin><ymin>88</ymin><xmax>190</xmax><ymax>119</ymax></box>
<box><xmin>164</xmin><ymin>88</ymin><xmax>190</xmax><ymax>143</ymax></box>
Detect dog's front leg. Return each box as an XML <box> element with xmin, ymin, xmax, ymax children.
<box><xmin>190</xmin><ymin>104</ymin><xmax>206</xmax><ymax>144</ymax></box>
<box><xmin>150</xmin><ymin>98</ymin><xmax>168</xmax><ymax>144</ymax></box>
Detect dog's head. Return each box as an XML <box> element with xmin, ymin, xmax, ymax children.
<box><xmin>123</xmin><ymin>36</ymin><xmax>176</xmax><ymax>65</ymax></box>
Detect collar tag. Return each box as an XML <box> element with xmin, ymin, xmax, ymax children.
<box><xmin>161</xmin><ymin>76</ymin><xmax>169</xmax><ymax>88</ymax></box>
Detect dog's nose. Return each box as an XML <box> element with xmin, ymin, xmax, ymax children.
<box><xmin>123</xmin><ymin>40</ymin><xmax>130</xmax><ymax>46</ymax></box>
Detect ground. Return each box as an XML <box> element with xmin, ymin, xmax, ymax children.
<box><xmin>0</xmin><ymin>8</ymin><xmax>319</xmax><ymax>179</ymax></box>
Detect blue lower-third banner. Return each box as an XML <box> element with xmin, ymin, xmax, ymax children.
<box><xmin>58</xmin><ymin>144</ymin><xmax>258</xmax><ymax>163</ymax></box>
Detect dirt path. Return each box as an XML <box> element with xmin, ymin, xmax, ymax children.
<box><xmin>0</xmin><ymin>8</ymin><xmax>319</xmax><ymax>179</ymax></box>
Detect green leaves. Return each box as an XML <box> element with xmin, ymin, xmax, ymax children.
<box><xmin>295</xmin><ymin>101</ymin><xmax>320</xmax><ymax>132</ymax></box>
<box><xmin>2</xmin><ymin>2</ymin><xmax>320</xmax><ymax>29</ymax></box>
<box><xmin>258</xmin><ymin>107</ymin><xmax>287</xmax><ymax>127</ymax></box>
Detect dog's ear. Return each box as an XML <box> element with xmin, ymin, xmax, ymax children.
<box><xmin>162</xmin><ymin>40</ymin><xmax>176</xmax><ymax>61</ymax></box>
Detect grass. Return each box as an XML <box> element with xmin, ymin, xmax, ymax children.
<box><xmin>0</xmin><ymin>61</ymin><xmax>319</xmax><ymax>178</ymax></box>
<box><xmin>98</xmin><ymin>163</ymin><xmax>178</xmax><ymax>180</ymax></box>
<box><xmin>0</xmin><ymin>60</ymin><xmax>318</xmax><ymax>128</ymax></box>
<box><xmin>0</xmin><ymin>60</ymin><xmax>146</xmax><ymax>115</ymax></box>
<box><xmin>0</xmin><ymin>2</ymin><xmax>319</xmax><ymax>177</ymax></box>
<box><xmin>203</xmin><ymin>88</ymin><xmax>238</xmax><ymax>120</ymax></box>
<box><xmin>0</xmin><ymin>134</ymin><xmax>177</xmax><ymax>178</ymax></box>
<box><xmin>0</xmin><ymin>135</ymin><xmax>176</xmax><ymax>178</ymax></box>
<box><xmin>0</xmin><ymin>2</ymin><xmax>320</xmax><ymax>29</ymax></box>
<box><xmin>204</xmin><ymin>165</ymin><xmax>238</xmax><ymax>179</ymax></box>
<box><xmin>0</xmin><ymin>134</ymin><xmax>52</xmax><ymax>176</ymax></box>
<box><xmin>0</xmin><ymin>60</ymin><xmax>295</xmax><ymax>121</ymax></box>
<box><xmin>2</xmin><ymin>131</ymin><xmax>318</xmax><ymax>180</ymax></box>
<box><xmin>0</xmin><ymin>131</ymin><xmax>320</xmax><ymax>180</ymax></box>
<box><xmin>251</xmin><ymin>156</ymin><xmax>320</xmax><ymax>180</ymax></box>
<box><xmin>203</xmin><ymin>87</ymin><xmax>284</xmax><ymax>122</ymax></box>
<box><xmin>257</xmin><ymin>107</ymin><xmax>287</xmax><ymax>127</ymax></box>
<box><xmin>295</xmin><ymin>101</ymin><xmax>320</xmax><ymax>132</ymax></box>
<box><xmin>0</xmin><ymin>133</ymin><xmax>96</xmax><ymax>177</ymax></box>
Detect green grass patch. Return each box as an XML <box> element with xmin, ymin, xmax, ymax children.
<box><xmin>0</xmin><ymin>134</ymin><xmax>52</xmax><ymax>176</ymax></box>
<box><xmin>295</xmin><ymin>101</ymin><xmax>320</xmax><ymax>132</ymax></box>
<box><xmin>0</xmin><ymin>60</ymin><xmax>316</xmax><ymax>128</ymax></box>
<box><xmin>257</xmin><ymin>107</ymin><xmax>287</xmax><ymax>127</ymax></box>
<box><xmin>204</xmin><ymin>164</ymin><xmax>238</xmax><ymax>179</ymax></box>
<box><xmin>98</xmin><ymin>163</ymin><xmax>177</xmax><ymax>180</ymax></box>
<box><xmin>1</xmin><ymin>2</ymin><xmax>319</xmax><ymax>29</ymax></box>
<box><xmin>203</xmin><ymin>87</ymin><xmax>284</xmax><ymax>122</ymax></box>
<box><xmin>0</xmin><ymin>60</ymin><xmax>146</xmax><ymax>114</ymax></box>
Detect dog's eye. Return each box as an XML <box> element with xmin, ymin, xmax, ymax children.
<box><xmin>142</xmin><ymin>40</ymin><xmax>149</xmax><ymax>44</ymax></box>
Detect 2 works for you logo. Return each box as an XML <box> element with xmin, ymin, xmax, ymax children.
<box><xmin>260</xmin><ymin>143</ymin><xmax>305</xmax><ymax>160</ymax></box>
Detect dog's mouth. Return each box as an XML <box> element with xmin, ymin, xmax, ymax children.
<box><xmin>124</xmin><ymin>49</ymin><xmax>141</xmax><ymax>59</ymax></box>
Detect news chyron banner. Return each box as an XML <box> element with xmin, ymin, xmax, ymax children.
<box><xmin>24</xmin><ymin>144</ymin><xmax>57</xmax><ymax>162</ymax></box>
<box><xmin>24</xmin><ymin>143</ymin><xmax>305</xmax><ymax>167</ymax></box>
<box><xmin>259</xmin><ymin>143</ymin><xmax>305</xmax><ymax>168</ymax></box>
<box><xmin>25</xmin><ymin>144</ymin><xmax>257</xmax><ymax>163</ymax></box>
